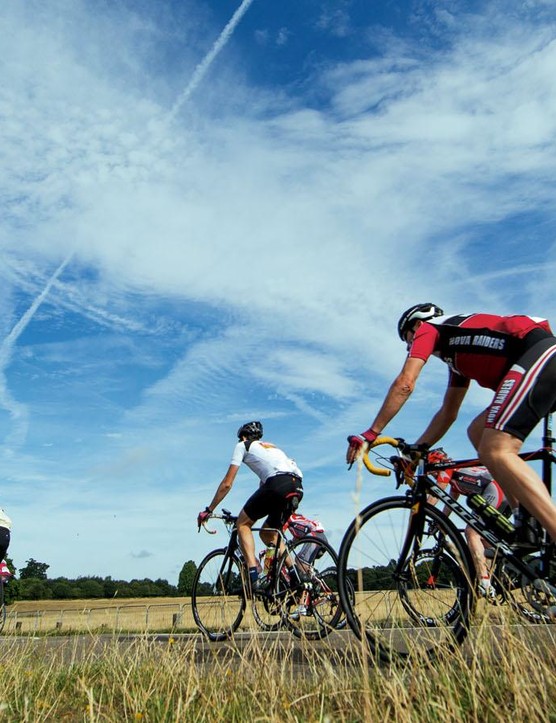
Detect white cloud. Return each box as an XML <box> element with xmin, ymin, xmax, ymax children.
<box><xmin>1</xmin><ymin>0</ymin><xmax>556</xmax><ymax>580</ymax></box>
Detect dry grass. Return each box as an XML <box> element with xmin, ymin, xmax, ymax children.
<box><xmin>1</xmin><ymin>605</ymin><xmax>556</xmax><ymax>721</ymax></box>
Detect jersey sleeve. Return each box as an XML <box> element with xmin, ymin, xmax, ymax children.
<box><xmin>230</xmin><ymin>441</ymin><xmax>246</xmax><ymax>467</ymax></box>
<box><xmin>408</xmin><ymin>323</ymin><xmax>439</xmax><ymax>361</ymax></box>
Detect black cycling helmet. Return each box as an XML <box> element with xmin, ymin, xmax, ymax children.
<box><xmin>237</xmin><ymin>420</ymin><xmax>263</xmax><ymax>440</ymax></box>
<box><xmin>397</xmin><ymin>303</ymin><xmax>444</xmax><ymax>341</ymax></box>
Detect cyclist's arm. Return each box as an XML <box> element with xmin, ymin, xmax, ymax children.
<box><xmin>366</xmin><ymin>357</ymin><xmax>426</xmax><ymax>433</ymax></box>
<box><xmin>415</xmin><ymin>384</ymin><xmax>468</xmax><ymax>447</ymax></box>
<box><xmin>206</xmin><ymin>464</ymin><xmax>240</xmax><ymax>512</ymax></box>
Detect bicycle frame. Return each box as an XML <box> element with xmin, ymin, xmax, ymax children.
<box><xmin>385</xmin><ymin>413</ymin><xmax>556</xmax><ymax>590</ymax></box>
<box><xmin>201</xmin><ymin>510</ymin><xmax>294</xmax><ymax>592</ymax></box>
<box><xmin>195</xmin><ymin>509</ymin><xmax>345</xmax><ymax>641</ymax></box>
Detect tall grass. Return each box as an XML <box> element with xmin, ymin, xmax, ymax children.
<box><xmin>1</xmin><ymin>616</ymin><xmax>556</xmax><ymax>722</ymax></box>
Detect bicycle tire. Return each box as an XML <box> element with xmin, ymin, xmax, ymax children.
<box><xmin>0</xmin><ymin>580</ymin><xmax>5</xmax><ymax>634</ymax></box>
<box><xmin>317</xmin><ymin>564</ymin><xmax>355</xmax><ymax>631</ymax></box>
<box><xmin>191</xmin><ymin>548</ymin><xmax>246</xmax><ymax>641</ymax></box>
<box><xmin>398</xmin><ymin>547</ymin><xmax>471</xmax><ymax>627</ymax></box>
<box><xmin>492</xmin><ymin>551</ymin><xmax>556</xmax><ymax>623</ymax></box>
<box><xmin>277</xmin><ymin>536</ymin><xmax>344</xmax><ymax>640</ymax></box>
<box><xmin>337</xmin><ymin>496</ymin><xmax>475</xmax><ymax>663</ymax></box>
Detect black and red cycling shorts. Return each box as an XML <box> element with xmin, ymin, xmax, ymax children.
<box><xmin>485</xmin><ymin>336</ymin><xmax>556</xmax><ymax>440</ymax></box>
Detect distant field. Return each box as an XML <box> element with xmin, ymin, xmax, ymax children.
<box><xmin>5</xmin><ymin>596</ymin><xmax>265</xmax><ymax>634</ymax></box>
<box><xmin>5</xmin><ymin>596</ymin><xmax>198</xmax><ymax>634</ymax></box>
<box><xmin>4</xmin><ymin>589</ymin><xmax>524</xmax><ymax>637</ymax></box>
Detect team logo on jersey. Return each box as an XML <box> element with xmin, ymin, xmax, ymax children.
<box><xmin>448</xmin><ymin>334</ymin><xmax>505</xmax><ymax>350</ymax></box>
<box><xmin>486</xmin><ymin>378</ymin><xmax>516</xmax><ymax>424</ymax></box>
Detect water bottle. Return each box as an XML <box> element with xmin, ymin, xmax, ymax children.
<box><xmin>468</xmin><ymin>494</ymin><xmax>515</xmax><ymax>539</ymax></box>
<box><xmin>263</xmin><ymin>547</ymin><xmax>276</xmax><ymax>575</ymax></box>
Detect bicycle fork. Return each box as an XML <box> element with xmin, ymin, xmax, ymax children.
<box><xmin>393</xmin><ymin>491</ymin><xmax>428</xmax><ymax>583</ymax></box>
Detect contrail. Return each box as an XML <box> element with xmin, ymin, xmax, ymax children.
<box><xmin>0</xmin><ymin>253</ymin><xmax>73</xmax><ymax>454</ymax></box>
<box><xmin>168</xmin><ymin>0</ymin><xmax>257</xmax><ymax>120</ymax></box>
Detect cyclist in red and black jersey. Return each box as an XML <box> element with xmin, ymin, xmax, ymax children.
<box><xmin>346</xmin><ymin>303</ymin><xmax>556</xmax><ymax>545</ymax></box>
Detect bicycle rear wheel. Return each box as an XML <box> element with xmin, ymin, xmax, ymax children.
<box><xmin>278</xmin><ymin>537</ymin><xmax>344</xmax><ymax>640</ymax></box>
<box><xmin>337</xmin><ymin>496</ymin><xmax>475</xmax><ymax>663</ymax></box>
<box><xmin>191</xmin><ymin>548</ymin><xmax>246</xmax><ymax>641</ymax></box>
<box><xmin>493</xmin><ymin>550</ymin><xmax>556</xmax><ymax>623</ymax></box>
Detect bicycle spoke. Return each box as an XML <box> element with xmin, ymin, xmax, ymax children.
<box><xmin>338</xmin><ymin>496</ymin><xmax>475</xmax><ymax>662</ymax></box>
<box><xmin>191</xmin><ymin>549</ymin><xmax>246</xmax><ymax>641</ymax></box>
<box><xmin>279</xmin><ymin>537</ymin><xmax>344</xmax><ymax>640</ymax></box>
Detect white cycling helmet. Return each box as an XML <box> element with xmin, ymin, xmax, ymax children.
<box><xmin>397</xmin><ymin>303</ymin><xmax>444</xmax><ymax>341</ymax></box>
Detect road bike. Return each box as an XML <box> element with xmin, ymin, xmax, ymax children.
<box><xmin>192</xmin><ymin>509</ymin><xmax>348</xmax><ymax>642</ymax></box>
<box><xmin>337</xmin><ymin>414</ymin><xmax>556</xmax><ymax>663</ymax></box>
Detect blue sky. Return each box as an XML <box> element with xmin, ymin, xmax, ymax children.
<box><xmin>1</xmin><ymin>0</ymin><xmax>556</xmax><ymax>584</ymax></box>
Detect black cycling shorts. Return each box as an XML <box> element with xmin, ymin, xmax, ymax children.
<box><xmin>485</xmin><ymin>337</ymin><xmax>556</xmax><ymax>441</ymax></box>
<box><xmin>243</xmin><ymin>473</ymin><xmax>304</xmax><ymax>530</ymax></box>
<box><xmin>0</xmin><ymin>527</ymin><xmax>10</xmax><ymax>559</ymax></box>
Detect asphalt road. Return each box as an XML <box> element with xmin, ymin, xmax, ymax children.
<box><xmin>1</xmin><ymin>623</ymin><xmax>556</xmax><ymax>667</ymax></box>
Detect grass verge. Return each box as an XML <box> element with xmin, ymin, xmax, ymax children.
<box><xmin>1</xmin><ymin>615</ymin><xmax>556</xmax><ymax>722</ymax></box>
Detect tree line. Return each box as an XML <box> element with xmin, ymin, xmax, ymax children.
<box><xmin>2</xmin><ymin>555</ymin><xmax>428</xmax><ymax>603</ymax></box>
<box><xmin>2</xmin><ymin>557</ymin><xmax>199</xmax><ymax>604</ymax></box>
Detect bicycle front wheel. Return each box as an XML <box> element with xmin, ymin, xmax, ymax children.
<box><xmin>337</xmin><ymin>496</ymin><xmax>475</xmax><ymax>662</ymax></box>
<box><xmin>191</xmin><ymin>548</ymin><xmax>246</xmax><ymax>641</ymax></box>
<box><xmin>279</xmin><ymin>536</ymin><xmax>344</xmax><ymax>640</ymax></box>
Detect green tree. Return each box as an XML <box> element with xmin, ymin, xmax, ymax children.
<box><xmin>178</xmin><ymin>560</ymin><xmax>197</xmax><ymax>596</ymax></box>
<box><xmin>18</xmin><ymin>578</ymin><xmax>53</xmax><ymax>600</ymax></box>
<box><xmin>102</xmin><ymin>576</ymin><xmax>118</xmax><ymax>598</ymax></box>
<box><xmin>78</xmin><ymin>578</ymin><xmax>104</xmax><ymax>598</ymax></box>
<box><xmin>153</xmin><ymin>578</ymin><xmax>178</xmax><ymax>597</ymax></box>
<box><xmin>19</xmin><ymin>558</ymin><xmax>49</xmax><ymax>580</ymax></box>
<box><xmin>50</xmin><ymin>579</ymin><xmax>77</xmax><ymax>600</ymax></box>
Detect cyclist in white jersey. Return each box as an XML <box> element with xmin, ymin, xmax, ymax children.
<box><xmin>197</xmin><ymin>421</ymin><xmax>303</xmax><ymax>589</ymax></box>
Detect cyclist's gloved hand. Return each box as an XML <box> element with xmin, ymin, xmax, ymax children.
<box><xmin>346</xmin><ymin>428</ymin><xmax>379</xmax><ymax>466</ymax></box>
<box><xmin>197</xmin><ymin>506</ymin><xmax>213</xmax><ymax>530</ymax></box>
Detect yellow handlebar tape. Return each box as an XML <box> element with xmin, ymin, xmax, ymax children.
<box><xmin>362</xmin><ymin>436</ymin><xmax>400</xmax><ymax>476</ymax></box>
